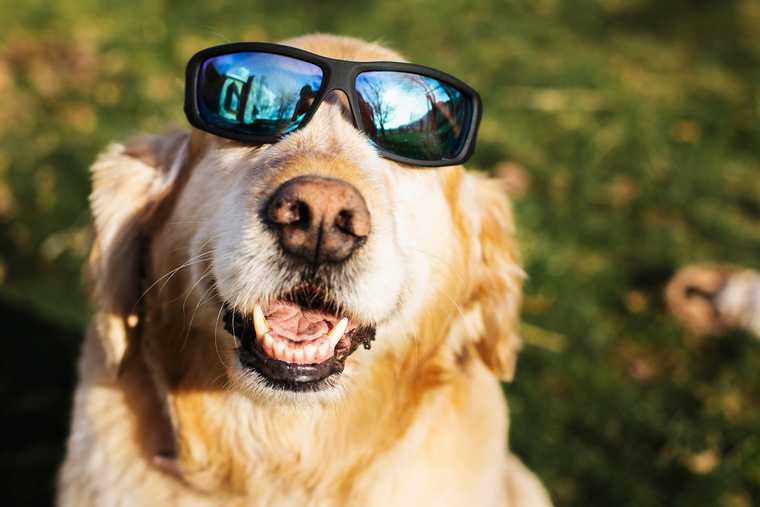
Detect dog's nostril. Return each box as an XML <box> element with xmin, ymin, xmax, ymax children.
<box><xmin>336</xmin><ymin>208</ymin><xmax>370</xmax><ymax>238</ymax></box>
<box><xmin>292</xmin><ymin>201</ymin><xmax>311</xmax><ymax>229</ymax></box>
<box><xmin>335</xmin><ymin>210</ymin><xmax>353</xmax><ymax>234</ymax></box>
<box><xmin>269</xmin><ymin>198</ymin><xmax>312</xmax><ymax>228</ymax></box>
<box><xmin>265</xmin><ymin>176</ymin><xmax>371</xmax><ymax>264</ymax></box>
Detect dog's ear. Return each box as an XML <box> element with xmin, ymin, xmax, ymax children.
<box><xmin>87</xmin><ymin>130</ymin><xmax>196</xmax><ymax>372</ymax></box>
<box><xmin>461</xmin><ymin>174</ymin><xmax>524</xmax><ymax>381</ymax></box>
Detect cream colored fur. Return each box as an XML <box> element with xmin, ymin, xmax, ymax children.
<box><xmin>58</xmin><ymin>34</ymin><xmax>552</xmax><ymax>506</ymax></box>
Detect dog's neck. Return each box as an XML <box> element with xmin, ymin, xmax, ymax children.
<box><xmin>129</xmin><ymin>317</ymin><xmax>457</xmax><ymax>498</ymax></box>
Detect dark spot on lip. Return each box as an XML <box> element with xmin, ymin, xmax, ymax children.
<box><xmin>222</xmin><ymin>301</ymin><xmax>376</xmax><ymax>392</ymax></box>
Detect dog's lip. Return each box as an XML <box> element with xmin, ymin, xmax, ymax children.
<box><xmin>222</xmin><ymin>298</ymin><xmax>376</xmax><ymax>391</ymax></box>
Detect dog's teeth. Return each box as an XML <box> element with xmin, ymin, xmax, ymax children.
<box><xmin>253</xmin><ymin>315</ymin><xmax>349</xmax><ymax>364</ymax></box>
<box><xmin>263</xmin><ymin>333</ymin><xmax>274</xmax><ymax>353</ymax></box>
<box><xmin>253</xmin><ymin>304</ymin><xmax>270</xmax><ymax>337</ymax></box>
<box><xmin>285</xmin><ymin>345</ymin><xmax>296</xmax><ymax>363</ymax></box>
<box><xmin>327</xmin><ymin>318</ymin><xmax>349</xmax><ymax>349</ymax></box>
<box><xmin>274</xmin><ymin>340</ymin><xmax>286</xmax><ymax>359</ymax></box>
<box><xmin>317</xmin><ymin>339</ymin><xmax>330</xmax><ymax>362</ymax></box>
<box><xmin>304</xmin><ymin>343</ymin><xmax>317</xmax><ymax>363</ymax></box>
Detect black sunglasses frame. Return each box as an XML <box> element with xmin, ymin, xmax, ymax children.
<box><xmin>184</xmin><ymin>42</ymin><xmax>482</xmax><ymax>167</ymax></box>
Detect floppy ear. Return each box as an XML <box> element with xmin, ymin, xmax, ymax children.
<box><xmin>463</xmin><ymin>175</ymin><xmax>524</xmax><ymax>381</ymax></box>
<box><xmin>87</xmin><ymin>130</ymin><xmax>194</xmax><ymax>372</ymax></box>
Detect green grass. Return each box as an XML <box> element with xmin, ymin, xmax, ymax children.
<box><xmin>1</xmin><ymin>1</ymin><xmax>760</xmax><ymax>505</ymax></box>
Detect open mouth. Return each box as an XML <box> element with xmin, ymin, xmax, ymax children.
<box><xmin>223</xmin><ymin>288</ymin><xmax>376</xmax><ymax>391</ymax></box>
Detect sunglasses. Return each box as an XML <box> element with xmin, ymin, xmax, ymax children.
<box><xmin>184</xmin><ymin>43</ymin><xmax>482</xmax><ymax>167</ymax></box>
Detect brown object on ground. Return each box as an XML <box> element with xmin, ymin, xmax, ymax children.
<box><xmin>666</xmin><ymin>263</ymin><xmax>760</xmax><ymax>337</ymax></box>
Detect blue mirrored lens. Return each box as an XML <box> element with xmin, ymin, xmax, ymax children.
<box><xmin>198</xmin><ymin>52</ymin><xmax>324</xmax><ymax>137</ymax></box>
<box><xmin>355</xmin><ymin>71</ymin><xmax>471</xmax><ymax>161</ymax></box>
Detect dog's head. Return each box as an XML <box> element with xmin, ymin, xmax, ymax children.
<box><xmin>88</xmin><ymin>35</ymin><xmax>523</xmax><ymax>406</ymax></box>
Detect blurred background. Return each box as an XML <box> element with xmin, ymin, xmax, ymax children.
<box><xmin>1</xmin><ymin>0</ymin><xmax>759</xmax><ymax>505</ymax></box>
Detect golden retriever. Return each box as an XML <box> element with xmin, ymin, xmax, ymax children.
<box><xmin>58</xmin><ymin>34</ymin><xmax>552</xmax><ymax>506</ymax></box>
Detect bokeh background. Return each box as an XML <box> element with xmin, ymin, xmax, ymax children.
<box><xmin>2</xmin><ymin>0</ymin><xmax>760</xmax><ymax>505</ymax></box>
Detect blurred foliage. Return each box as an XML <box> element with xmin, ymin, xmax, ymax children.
<box><xmin>1</xmin><ymin>0</ymin><xmax>760</xmax><ymax>505</ymax></box>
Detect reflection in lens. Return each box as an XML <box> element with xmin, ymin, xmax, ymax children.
<box><xmin>355</xmin><ymin>71</ymin><xmax>471</xmax><ymax>161</ymax></box>
<box><xmin>198</xmin><ymin>52</ymin><xmax>324</xmax><ymax>137</ymax></box>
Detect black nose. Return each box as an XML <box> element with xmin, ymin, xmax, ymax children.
<box><xmin>265</xmin><ymin>176</ymin><xmax>371</xmax><ymax>264</ymax></box>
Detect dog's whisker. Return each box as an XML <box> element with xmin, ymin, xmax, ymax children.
<box><xmin>181</xmin><ymin>264</ymin><xmax>214</xmax><ymax>317</ymax></box>
<box><xmin>181</xmin><ymin>270</ymin><xmax>216</xmax><ymax>352</ymax></box>
<box><xmin>213</xmin><ymin>294</ymin><xmax>231</xmax><ymax>369</ymax></box>
<box><xmin>157</xmin><ymin>252</ymin><xmax>215</xmax><ymax>290</ymax></box>
<box><xmin>400</xmin><ymin>245</ymin><xmax>493</xmax><ymax>341</ymax></box>
<box><xmin>400</xmin><ymin>245</ymin><xmax>471</xmax><ymax>288</ymax></box>
<box><xmin>137</xmin><ymin>251</ymin><xmax>214</xmax><ymax>303</ymax></box>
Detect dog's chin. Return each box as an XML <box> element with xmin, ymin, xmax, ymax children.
<box><xmin>222</xmin><ymin>288</ymin><xmax>376</xmax><ymax>394</ymax></box>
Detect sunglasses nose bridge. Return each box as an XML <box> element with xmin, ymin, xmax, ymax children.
<box><xmin>319</xmin><ymin>60</ymin><xmax>358</xmax><ymax>126</ymax></box>
<box><xmin>317</xmin><ymin>88</ymin><xmax>355</xmax><ymax>126</ymax></box>
<box><xmin>326</xmin><ymin>59</ymin><xmax>354</xmax><ymax>91</ymax></box>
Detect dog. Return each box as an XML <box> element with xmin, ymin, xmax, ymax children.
<box><xmin>58</xmin><ymin>34</ymin><xmax>552</xmax><ymax>506</ymax></box>
<box><xmin>667</xmin><ymin>263</ymin><xmax>760</xmax><ymax>338</ymax></box>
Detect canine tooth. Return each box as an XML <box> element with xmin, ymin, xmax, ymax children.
<box><xmin>327</xmin><ymin>318</ymin><xmax>349</xmax><ymax>349</ymax></box>
<box><xmin>263</xmin><ymin>333</ymin><xmax>274</xmax><ymax>354</ymax></box>
<box><xmin>294</xmin><ymin>348</ymin><xmax>305</xmax><ymax>364</ymax></box>
<box><xmin>304</xmin><ymin>343</ymin><xmax>317</xmax><ymax>363</ymax></box>
<box><xmin>253</xmin><ymin>304</ymin><xmax>270</xmax><ymax>337</ymax></box>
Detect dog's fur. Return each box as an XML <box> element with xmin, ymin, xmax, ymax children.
<box><xmin>58</xmin><ymin>34</ymin><xmax>552</xmax><ymax>506</ymax></box>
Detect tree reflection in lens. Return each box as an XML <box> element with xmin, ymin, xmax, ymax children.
<box><xmin>199</xmin><ymin>52</ymin><xmax>323</xmax><ymax>136</ymax></box>
<box><xmin>356</xmin><ymin>71</ymin><xmax>468</xmax><ymax>160</ymax></box>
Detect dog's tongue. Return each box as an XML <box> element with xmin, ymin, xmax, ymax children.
<box><xmin>265</xmin><ymin>301</ymin><xmax>333</xmax><ymax>342</ymax></box>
